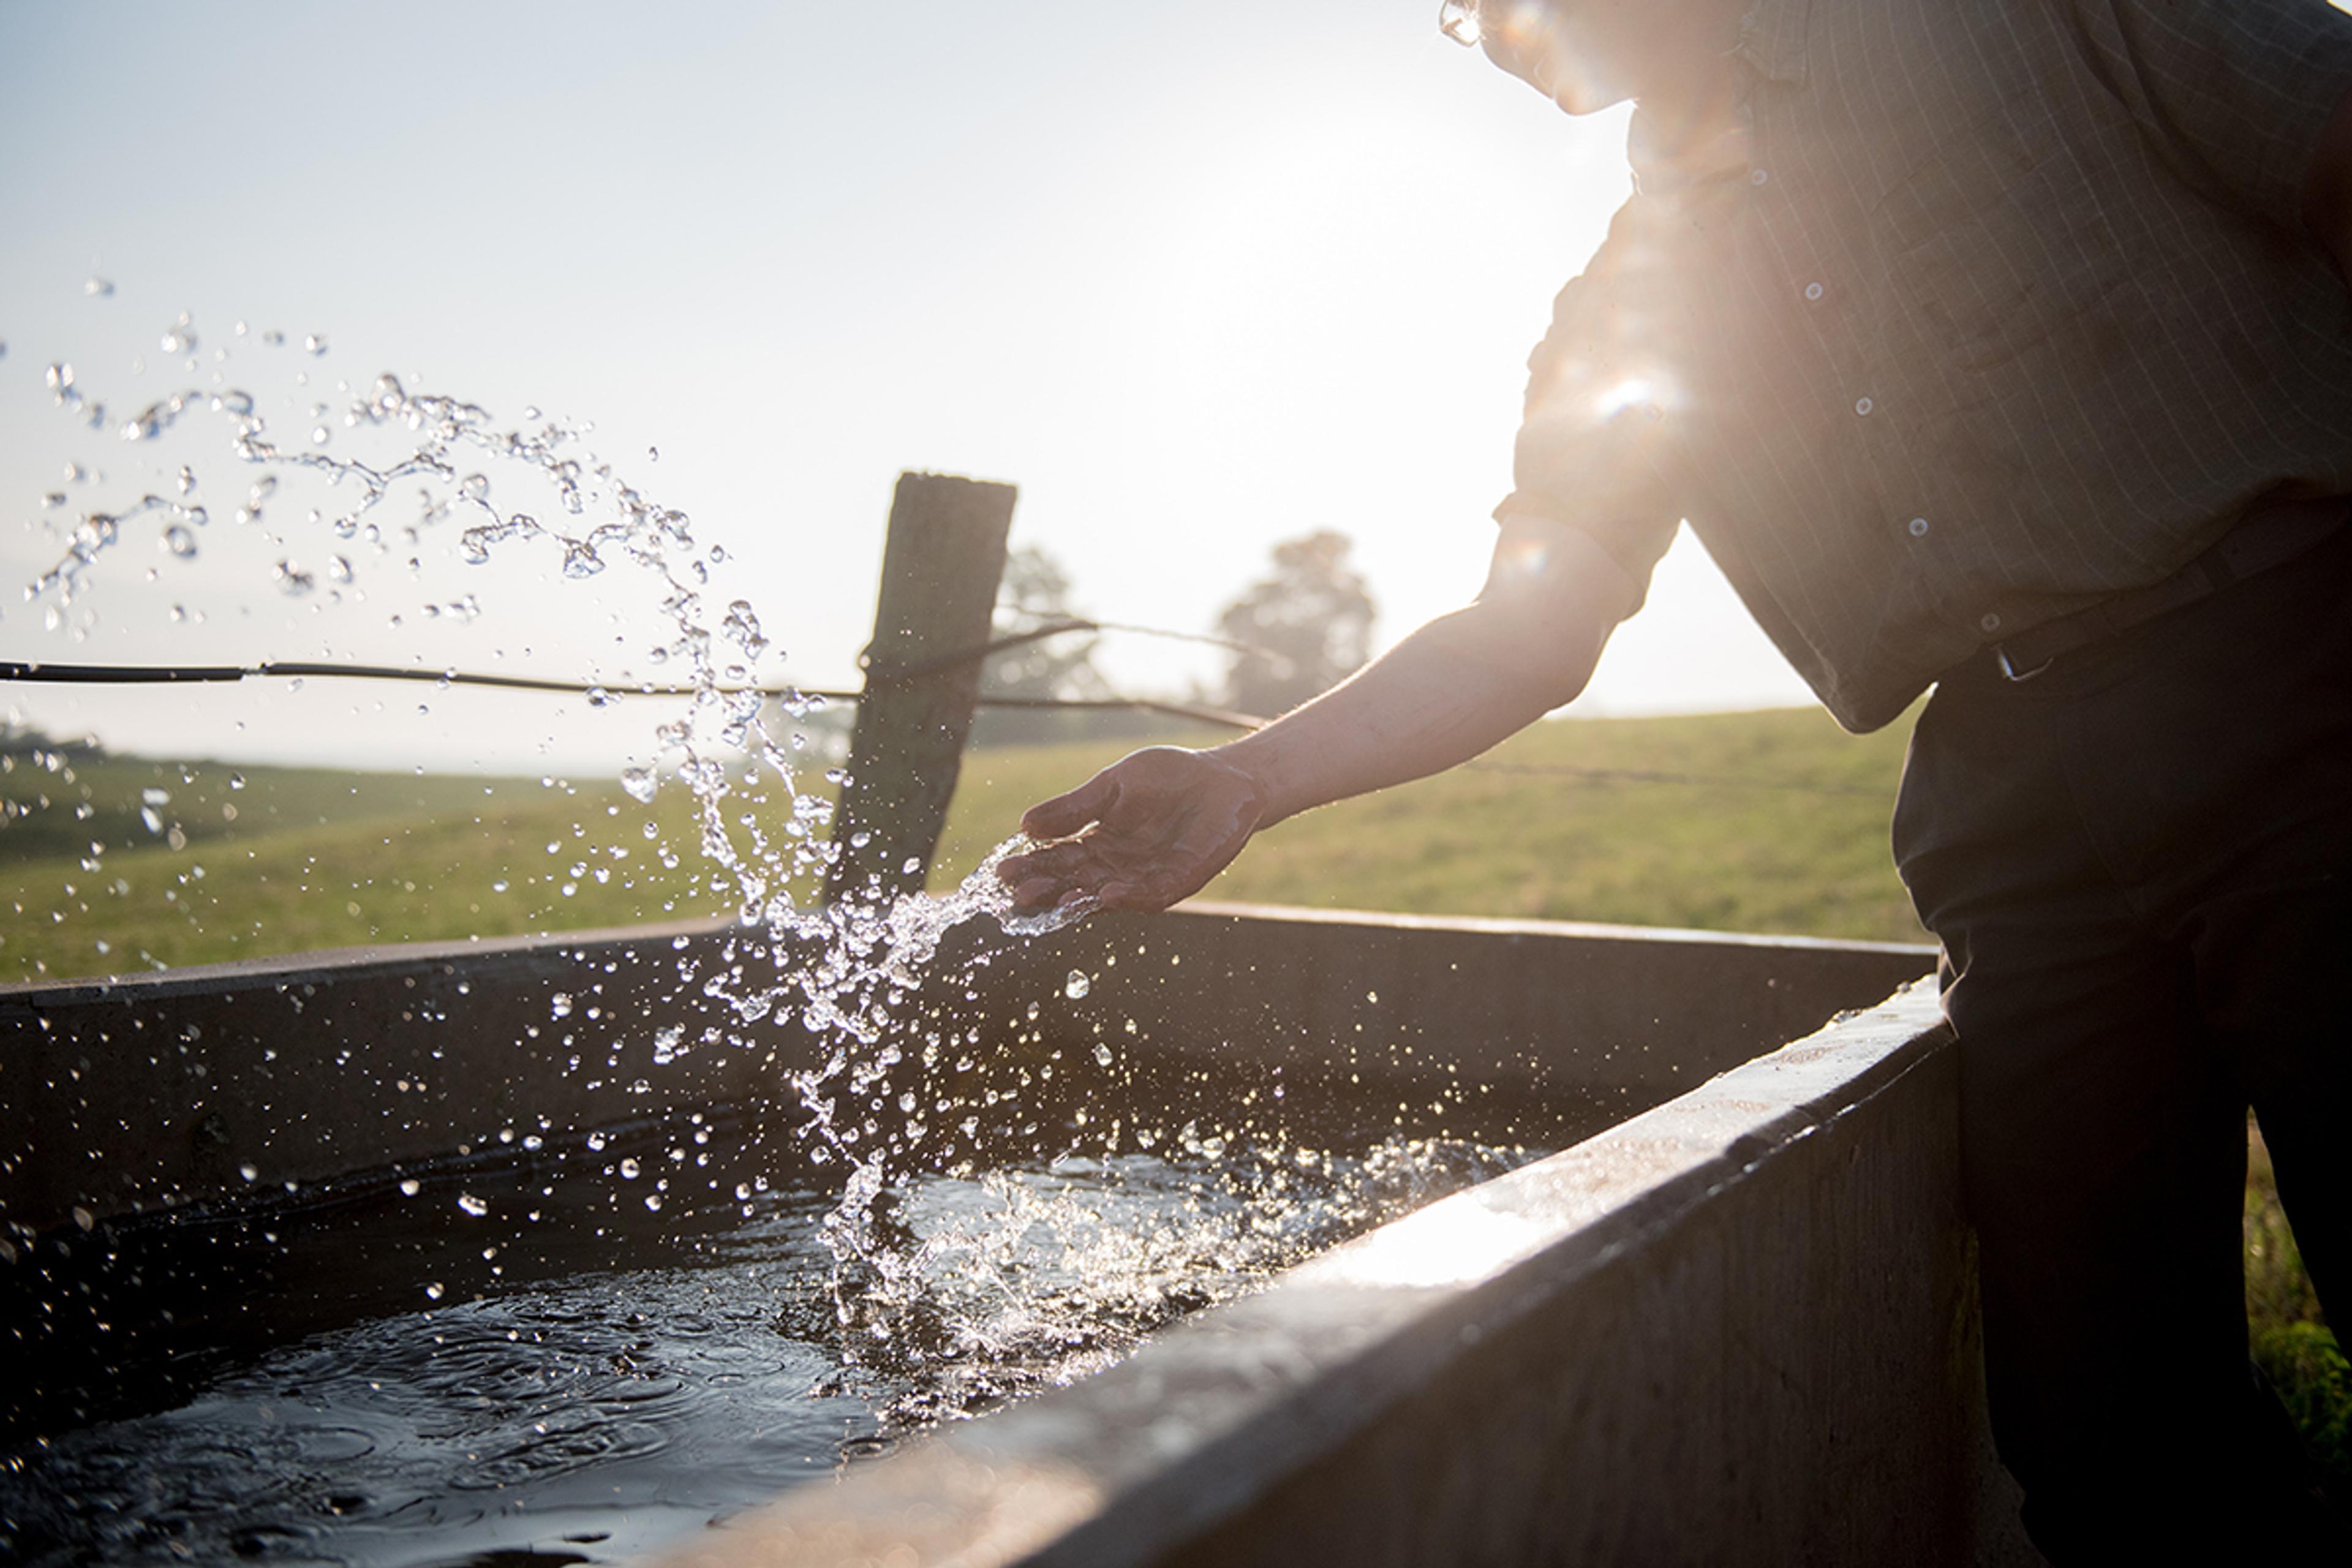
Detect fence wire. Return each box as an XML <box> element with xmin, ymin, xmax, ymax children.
<box><xmin>1</xmin><ymin>619</ymin><xmax>1885</xmax><ymax>798</ymax></box>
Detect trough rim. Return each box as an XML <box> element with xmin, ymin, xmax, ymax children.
<box><xmin>0</xmin><ymin>900</ymin><xmax>1934</xmax><ymax>1009</ymax></box>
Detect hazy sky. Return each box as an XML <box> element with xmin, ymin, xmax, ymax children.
<box><xmin>0</xmin><ymin>0</ymin><xmax>1814</xmax><ymax>774</ymax></box>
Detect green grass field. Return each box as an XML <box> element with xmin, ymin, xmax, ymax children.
<box><xmin>0</xmin><ymin>750</ymin><xmax>754</xmax><ymax>978</ymax></box>
<box><xmin>939</xmin><ymin>703</ymin><xmax>1928</xmax><ymax>942</ymax></box>
<box><xmin>2</xmin><ymin>705</ymin><xmax>1924</xmax><ymax>983</ymax></box>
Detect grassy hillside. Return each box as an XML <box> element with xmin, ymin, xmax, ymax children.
<box><xmin>2</xmin><ymin>706</ymin><xmax>1923</xmax><ymax>984</ymax></box>
<box><xmin>0</xmin><ymin>750</ymin><xmax>751</xmax><ymax>980</ymax></box>
<box><xmin>936</xmin><ymin>704</ymin><xmax>1926</xmax><ymax>944</ymax></box>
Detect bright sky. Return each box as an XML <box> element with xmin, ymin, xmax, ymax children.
<box><xmin>0</xmin><ymin>0</ymin><xmax>1812</xmax><ymax>774</ymax></box>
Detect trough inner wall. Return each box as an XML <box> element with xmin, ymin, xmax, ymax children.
<box><xmin>0</xmin><ymin>905</ymin><xmax>1934</xmax><ymax>1237</ymax></box>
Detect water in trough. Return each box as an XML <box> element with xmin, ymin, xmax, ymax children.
<box><xmin>2</xmin><ymin>1093</ymin><xmax>1552</xmax><ymax>1564</ymax></box>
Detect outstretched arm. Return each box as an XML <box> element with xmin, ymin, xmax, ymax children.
<box><xmin>998</xmin><ymin>518</ymin><xmax>1642</xmax><ymax>912</ymax></box>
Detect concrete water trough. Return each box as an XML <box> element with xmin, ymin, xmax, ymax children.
<box><xmin>0</xmin><ymin>902</ymin><xmax>2035</xmax><ymax>1564</ymax></box>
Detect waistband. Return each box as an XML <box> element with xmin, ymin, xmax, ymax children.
<box><xmin>1983</xmin><ymin>494</ymin><xmax>2351</xmax><ymax>683</ymax></box>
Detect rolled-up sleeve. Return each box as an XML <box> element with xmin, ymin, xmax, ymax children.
<box><xmin>1493</xmin><ymin>198</ymin><xmax>1686</xmax><ymax>609</ymax></box>
<box><xmin>2073</xmin><ymin>0</ymin><xmax>2352</xmax><ymax>228</ymax></box>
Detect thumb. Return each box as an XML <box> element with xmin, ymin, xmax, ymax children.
<box><xmin>1020</xmin><ymin>766</ymin><xmax>1122</xmax><ymax>840</ymax></box>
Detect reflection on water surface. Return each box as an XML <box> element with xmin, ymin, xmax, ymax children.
<box><xmin>1</xmin><ymin>1111</ymin><xmax>1548</xmax><ymax>1566</ymax></box>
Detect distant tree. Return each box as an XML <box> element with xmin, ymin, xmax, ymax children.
<box><xmin>1215</xmin><ymin>530</ymin><xmax>1376</xmax><ymax>719</ymax></box>
<box><xmin>0</xmin><ymin>720</ymin><xmax>100</xmax><ymax>759</ymax></box>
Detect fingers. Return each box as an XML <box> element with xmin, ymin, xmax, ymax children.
<box><xmin>998</xmin><ymin>836</ymin><xmax>1101</xmax><ymax>911</ymax></box>
<box><xmin>1011</xmin><ymin>875</ymin><xmax>1066</xmax><ymax>910</ymax></box>
<box><xmin>1020</xmin><ymin>767</ymin><xmax>1121</xmax><ymax>840</ymax></box>
<box><xmin>998</xmin><ymin>835</ymin><xmax>1088</xmax><ymax>883</ymax></box>
<box><xmin>1000</xmin><ymin>747</ymin><xmax>1264</xmax><ymax>915</ymax></box>
<box><xmin>1000</xmin><ymin>834</ymin><xmax>1163</xmax><ymax>914</ymax></box>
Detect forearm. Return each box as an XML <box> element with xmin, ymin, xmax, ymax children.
<box><xmin>1207</xmin><ymin>519</ymin><xmax>1630</xmax><ymax>822</ymax></box>
<box><xmin>1206</xmin><ymin>605</ymin><xmax>1588</xmax><ymax>823</ymax></box>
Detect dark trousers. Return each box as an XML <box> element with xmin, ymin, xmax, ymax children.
<box><xmin>1893</xmin><ymin>526</ymin><xmax>2352</xmax><ymax>1564</ymax></box>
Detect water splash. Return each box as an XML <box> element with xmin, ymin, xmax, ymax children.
<box><xmin>11</xmin><ymin>309</ymin><xmax>1461</xmax><ymax>1468</ymax></box>
<box><xmin>21</xmin><ymin>330</ymin><xmax>1110</xmax><ymax>1292</ymax></box>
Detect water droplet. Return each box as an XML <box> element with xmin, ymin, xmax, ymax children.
<box><xmin>621</xmin><ymin>767</ymin><xmax>657</xmax><ymax>804</ymax></box>
<box><xmin>328</xmin><ymin>554</ymin><xmax>353</xmax><ymax>583</ymax></box>
<box><xmin>304</xmin><ymin>333</ymin><xmax>328</xmax><ymax>355</ymax></box>
<box><xmin>644</xmin><ymin>1193</ymin><xmax>663</xmax><ymax>1212</ymax></box>
<box><xmin>721</xmin><ymin>599</ymin><xmax>767</xmax><ymax>657</ymax></box>
<box><xmin>160</xmin><ymin>318</ymin><xmax>198</xmax><ymax>356</ymax></box>
<box><xmin>238</xmin><ymin>1164</ymin><xmax>259</xmax><ymax>1183</ymax></box>
<box><xmin>550</xmin><ymin>993</ymin><xmax>574</xmax><ymax>1018</ymax></box>
<box><xmin>1065</xmin><ymin>970</ymin><xmax>1091</xmax><ymax>999</ymax></box>
<box><xmin>618</xmin><ymin>1158</ymin><xmax>641</xmax><ymax>1179</ymax></box>
<box><xmin>273</xmin><ymin>560</ymin><xmax>315</xmax><ymax>597</ymax></box>
<box><xmin>459</xmin><ymin>473</ymin><xmax>489</xmax><ymax>502</ymax></box>
<box><xmin>310</xmin><ymin>424</ymin><xmax>331</xmax><ymax>447</ymax></box>
<box><xmin>84</xmin><ymin>276</ymin><xmax>114</xmax><ymax>296</ymax></box>
<box><xmin>456</xmin><ymin>1193</ymin><xmax>488</xmax><ymax>1217</ymax></box>
<box><xmin>162</xmin><ymin>525</ymin><xmax>197</xmax><ymax>558</ymax></box>
<box><xmin>399</xmin><ymin>1178</ymin><xmax>421</xmax><ymax>1196</ymax></box>
<box><xmin>1093</xmin><ymin>1042</ymin><xmax>1115</xmax><ymax>1066</ymax></box>
<box><xmin>424</xmin><ymin>1281</ymin><xmax>445</xmax><ymax>1300</ymax></box>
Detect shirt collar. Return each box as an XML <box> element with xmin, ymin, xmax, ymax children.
<box><xmin>1732</xmin><ymin>0</ymin><xmax>1812</xmax><ymax>86</ymax></box>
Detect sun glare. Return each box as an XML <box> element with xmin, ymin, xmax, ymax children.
<box><xmin>1594</xmin><ymin>372</ymin><xmax>1683</xmax><ymax>420</ymax></box>
<box><xmin>1316</xmin><ymin>1189</ymin><xmax>1555</xmax><ymax>1291</ymax></box>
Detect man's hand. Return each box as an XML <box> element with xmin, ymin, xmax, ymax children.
<box><xmin>999</xmin><ymin>746</ymin><xmax>1270</xmax><ymax>913</ymax></box>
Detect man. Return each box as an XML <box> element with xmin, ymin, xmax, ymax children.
<box><xmin>1002</xmin><ymin>0</ymin><xmax>2352</xmax><ymax>1557</ymax></box>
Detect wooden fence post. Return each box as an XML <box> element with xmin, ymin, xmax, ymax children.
<box><xmin>824</xmin><ymin>472</ymin><xmax>1017</xmax><ymax>906</ymax></box>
